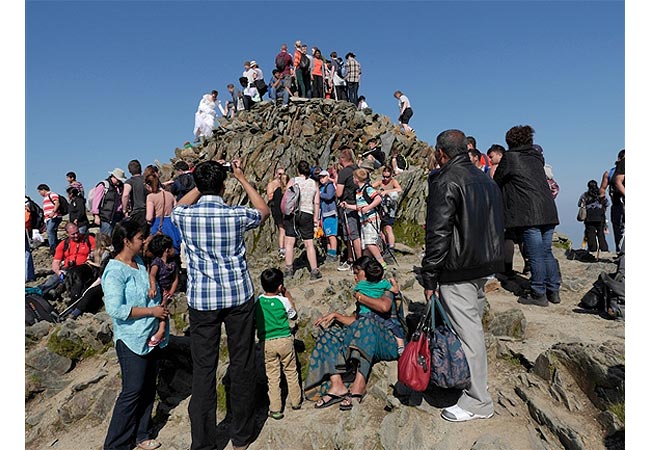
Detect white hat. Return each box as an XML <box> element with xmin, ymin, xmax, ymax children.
<box><xmin>250</xmin><ymin>60</ymin><xmax>258</xmax><ymax>67</ymax></box>
<box><xmin>318</xmin><ymin>170</ymin><xmax>329</xmax><ymax>177</ymax></box>
<box><xmin>109</xmin><ymin>168</ymin><xmax>127</xmax><ymax>183</ymax></box>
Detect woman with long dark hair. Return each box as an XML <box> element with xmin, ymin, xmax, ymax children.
<box><xmin>311</xmin><ymin>47</ymin><xmax>325</xmax><ymax>98</ymax></box>
<box><xmin>102</xmin><ymin>219</ymin><xmax>169</xmax><ymax>450</ymax></box>
<box><xmin>578</xmin><ymin>179</ymin><xmax>609</xmax><ymax>253</ymax></box>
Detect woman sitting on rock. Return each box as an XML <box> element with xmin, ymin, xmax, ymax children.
<box><xmin>305</xmin><ymin>256</ymin><xmax>404</xmax><ymax>411</ymax></box>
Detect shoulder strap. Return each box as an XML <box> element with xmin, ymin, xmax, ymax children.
<box><xmin>361</xmin><ymin>183</ymin><xmax>374</xmax><ymax>207</ymax></box>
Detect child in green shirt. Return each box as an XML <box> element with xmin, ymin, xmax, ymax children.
<box><xmin>255</xmin><ymin>268</ymin><xmax>302</xmax><ymax>420</ymax></box>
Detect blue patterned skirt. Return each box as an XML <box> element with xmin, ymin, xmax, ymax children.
<box><xmin>304</xmin><ymin>314</ymin><xmax>399</xmax><ymax>399</ymax></box>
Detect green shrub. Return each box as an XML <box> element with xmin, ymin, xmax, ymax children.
<box><xmin>393</xmin><ymin>220</ymin><xmax>425</xmax><ymax>248</ymax></box>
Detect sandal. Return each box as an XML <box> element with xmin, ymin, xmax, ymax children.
<box><xmin>314</xmin><ymin>392</ymin><xmax>347</xmax><ymax>409</ymax></box>
<box><xmin>137</xmin><ymin>439</ymin><xmax>161</xmax><ymax>450</ymax></box>
<box><xmin>339</xmin><ymin>393</ymin><xmax>364</xmax><ymax>411</ymax></box>
<box><xmin>148</xmin><ymin>336</ymin><xmax>162</xmax><ymax>348</ymax></box>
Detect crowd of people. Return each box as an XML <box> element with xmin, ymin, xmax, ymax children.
<box><xmin>25</xmin><ymin>120</ymin><xmax>624</xmax><ymax>449</ymax></box>
<box><xmin>192</xmin><ymin>41</ymin><xmax>416</xmax><ymax>144</ymax></box>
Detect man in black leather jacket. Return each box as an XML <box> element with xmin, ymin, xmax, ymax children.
<box><xmin>421</xmin><ymin>129</ymin><xmax>504</xmax><ymax>422</ymax></box>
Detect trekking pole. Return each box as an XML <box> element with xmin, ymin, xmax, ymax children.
<box><xmin>340</xmin><ymin>204</ymin><xmax>357</xmax><ymax>262</ymax></box>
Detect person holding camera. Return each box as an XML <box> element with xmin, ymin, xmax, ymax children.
<box><xmin>171</xmin><ymin>159</ymin><xmax>269</xmax><ymax>450</ymax></box>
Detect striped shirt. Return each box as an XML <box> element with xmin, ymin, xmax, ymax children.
<box><xmin>171</xmin><ymin>195</ymin><xmax>262</xmax><ymax>311</ymax></box>
<box><xmin>42</xmin><ymin>191</ymin><xmax>61</xmax><ymax>219</ymax></box>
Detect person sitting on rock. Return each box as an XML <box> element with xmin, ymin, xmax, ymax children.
<box><xmin>268</xmin><ymin>69</ymin><xmax>291</xmax><ymax>107</ymax></box>
<box><xmin>38</xmin><ymin>222</ymin><xmax>96</xmax><ymax>299</ymax></box>
<box><xmin>305</xmin><ymin>257</ymin><xmax>403</xmax><ymax>411</ymax></box>
<box><xmin>358</xmin><ymin>137</ymin><xmax>385</xmax><ymax>171</ymax></box>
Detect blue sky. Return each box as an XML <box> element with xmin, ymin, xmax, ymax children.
<box><xmin>24</xmin><ymin>0</ymin><xmax>624</xmax><ymax>248</ymax></box>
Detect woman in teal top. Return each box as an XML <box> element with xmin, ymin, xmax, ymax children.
<box><xmin>102</xmin><ymin>219</ymin><xmax>169</xmax><ymax>450</ymax></box>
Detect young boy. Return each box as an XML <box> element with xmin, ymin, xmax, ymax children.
<box><xmin>147</xmin><ymin>234</ymin><xmax>179</xmax><ymax>347</ymax></box>
<box><xmin>352</xmin><ymin>256</ymin><xmax>405</xmax><ymax>354</ymax></box>
<box><xmin>340</xmin><ymin>168</ymin><xmax>387</xmax><ymax>269</ymax></box>
<box><xmin>255</xmin><ymin>268</ymin><xmax>302</xmax><ymax>419</ymax></box>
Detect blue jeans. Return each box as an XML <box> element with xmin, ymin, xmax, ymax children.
<box><xmin>269</xmin><ymin>86</ymin><xmax>289</xmax><ymax>105</ymax></box>
<box><xmin>521</xmin><ymin>225</ymin><xmax>561</xmax><ymax>296</ymax></box>
<box><xmin>100</xmin><ymin>220</ymin><xmax>115</xmax><ymax>237</ymax></box>
<box><xmin>25</xmin><ymin>246</ymin><xmax>35</xmax><ymax>282</ymax></box>
<box><xmin>347</xmin><ymin>82</ymin><xmax>359</xmax><ymax>106</ymax></box>
<box><xmin>46</xmin><ymin>217</ymin><xmax>62</xmax><ymax>251</ymax></box>
<box><xmin>104</xmin><ymin>340</ymin><xmax>158</xmax><ymax>450</ymax></box>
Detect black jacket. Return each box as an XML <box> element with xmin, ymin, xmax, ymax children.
<box><xmin>493</xmin><ymin>145</ymin><xmax>559</xmax><ymax>229</ymax></box>
<box><xmin>421</xmin><ymin>153</ymin><xmax>505</xmax><ymax>289</ymax></box>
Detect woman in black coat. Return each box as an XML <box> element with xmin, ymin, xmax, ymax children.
<box><xmin>66</xmin><ymin>187</ymin><xmax>90</xmax><ymax>235</ymax></box>
<box><xmin>493</xmin><ymin>125</ymin><xmax>561</xmax><ymax>306</ymax></box>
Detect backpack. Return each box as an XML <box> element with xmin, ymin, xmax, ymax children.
<box><xmin>26</xmin><ymin>196</ymin><xmax>45</xmax><ymax>230</ymax></box>
<box><xmin>380</xmin><ymin>194</ymin><xmax>398</xmax><ymax>220</ymax></box>
<box><xmin>87</xmin><ymin>180</ymin><xmax>110</xmax><ymax>211</ymax></box>
<box><xmin>173</xmin><ymin>172</ymin><xmax>196</xmax><ymax>200</ymax></box>
<box><xmin>275</xmin><ymin>53</ymin><xmax>288</xmax><ymax>72</ymax></box>
<box><xmin>280</xmin><ymin>178</ymin><xmax>301</xmax><ymax>216</ymax></box>
<box><xmin>25</xmin><ymin>293</ymin><xmax>59</xmax><ymax>326</ymax></box>
<box><xmin>299</xmin><ymin>52</ymin><xmax>310</xmax><ymax>70</ymax></box>
<box><xmin>360</xmin><ymin>184</ymin><xmax>380</xmax><ymax>214</ymax></box>
<box><xmin>336</xmin><ymin>58</ymin><xmax>345</xmax><ymax>78</ymax></box>
<box><xmin>49</xmin><ymin>193</ymin><xmax>69</xmax><ymax>215</ymax></box>
<box><xmin>395</xmin><ymin>154</ymin><xmax>409</xmax><ymax>171</ymax></box>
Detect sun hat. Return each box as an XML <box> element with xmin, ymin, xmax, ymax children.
<box><xmin>109</xmin><ymin>168</ymin><xmax>127</xmax><ymax>183</ymax></box>
<box><xmin>250</xmin><ymin>60</ymin><xmax>258</xmax><ymax>67</ymax></box>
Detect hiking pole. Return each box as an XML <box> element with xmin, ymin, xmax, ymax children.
<box><xmin>340</xmin><ymin>204</ymin><xmax>357</xmax><ymax>262</ymax></box>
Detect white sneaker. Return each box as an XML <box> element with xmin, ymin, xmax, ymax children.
<box><xmin>337</xmin><ymin>261</ymin><xmax>351</xmax><ymax>271</ymax></box>
<box><xmin>440</xmin><ymin>404</ymin><xmax>493</xmax><ymax>422</ymax></box>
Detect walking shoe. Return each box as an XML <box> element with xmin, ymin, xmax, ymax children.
<box><xmin>441</xmin><ymin>404</ymin><xmax>493</xmax><ymax>422</ymax></box>
<box><xmin>278</xmin><ymin>248</ymin><xmax>286</xmax><ymax>259</ymax></box>
<box><xmin>326</xmin><ymin>254</ymin><xmax>338</xmax><ymax>264</ymax></box>
<box><xmin>547</xmin><ymin>291</ymin><xmax>561</xmax><ymax>304</ymax></box>
<box><xmin>284</xmin><ymin>266</ymin><xmax>294</xmax><ymax>279</ymax></box>
<box><xmin>268</xmin><ymin>411</ymin><xmax>284</xmax><ymax>420</ymax></box>
<box><xmin>518</xmin><ymin>292</ymin><xmax>549</xmax><ymax>307</ymax></box>
<box><xmin>310</xmin><ymin>269</ymin><xmax>322</xmax><ymax>280</ymax></box>
<box><xmin>337</xmin><ymin>261</ymin><xmax>352</xmax><ymax>271</ymax></box>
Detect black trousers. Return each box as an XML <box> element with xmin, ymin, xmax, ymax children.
<box><xmin>188</xmin><ymin>298</ymin><xmax>256</xmax><ymax>450</ymax></box>
<box><xmin>610</xmin><ymin>200</ymin><xmax>625</xmax><ymax>253</ymax></box>
<box><xmin>584</xmin><ymin>221</ymin><xmax>609</xmax><ymax>252</ymax></box>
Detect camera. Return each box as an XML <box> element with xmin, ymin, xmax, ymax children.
<box><xmin>220</xmin><ymin>162</ymin><xmax>234</xmax><ymax>173</ymax></box>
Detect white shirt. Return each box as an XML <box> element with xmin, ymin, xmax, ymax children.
<box><xmin>398</xmin><ymin>94</ymin><xmax>411</xmax><ymax>110</ymax></box>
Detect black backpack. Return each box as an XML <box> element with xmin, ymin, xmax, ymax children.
<box><xmin>26</xmin><ymin>196</ymin><xmax>45</xmax><ymax>230</ymax></box>
<box><xmin>299</xmin><ymin>52</ymin><xmax>310</xmax><ymax>70</ymax></box>
<box><xmin>25</xmin><ymin>293</ymin><xmax>59</xmax><ymax>326</ymax></box>
<box><xmin>395</xmin><ymin>154</ymin><xmax>409</xmax><ymax>171</ymax></box>
<box><xmin>49</xmin><ymin>193</ymin><xmax>69</xmax><ymax>215</ymax></box>
<box><xmin>275</xmin><ymin>53</ymin><xmax>288</xmax><ymax>72</ymax></box>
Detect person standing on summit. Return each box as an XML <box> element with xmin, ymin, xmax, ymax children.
<box><xmin>193</xmin><ymin>90</ymin><xmax>218</xmax><ymax>143</ymax></box>
<box><xmin>393</xmin><ymin>90</ymin><xmax>414</xmax><ymax>133</ymax></box>
<box><xmin>344</xmin><ymin>52</ymin><xmax>361</xmax><ymax>106</ymax></box>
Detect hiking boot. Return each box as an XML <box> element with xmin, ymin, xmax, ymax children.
<box><xmin>518</xmin><ymin>292</ymin><xmax>549</xmax><ymax>307</ymax></box>
<box><xmin>284</xmin><ymin>266</ymin><xmax>294</xmax><ymax>279</ymax></box>
<box><xmin>337</xmin><ymin>261</ymin><xmax>352</xmax><ymax>272</ymax></box>
<box><xmin>326</xmin><ymin>254</ymin><xmax>338</xmax><ymax>264</ymax></box>
<box><xmin>310</xmin><ymin>269</ymin><xmax>322</xmax><ymax>280</ymax></box>
<box><xmin>547</xmin><ymin>291</ymin><xmax>561</xmax><ymax>304</ymax></box>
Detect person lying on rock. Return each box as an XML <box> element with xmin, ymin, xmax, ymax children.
<box><xmin>304</xmin><ymin>256</ymin><xmax>404</xmax><ymax>411</ymax></box>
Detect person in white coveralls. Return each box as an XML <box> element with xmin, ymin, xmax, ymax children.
<box><xmin>193</xmin><ymin>90</ymin><xmax>218</xmax><ymax>142</ymax></box>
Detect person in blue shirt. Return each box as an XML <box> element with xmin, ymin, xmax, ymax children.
<box><xmin>102</xmin><ymin>218</ymin><xmax>169</xmax><ymax>450</ymax></box>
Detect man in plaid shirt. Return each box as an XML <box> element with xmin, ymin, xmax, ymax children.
<box><xmin>344</xmin><ymin>52</ymin><xmax>361</xmax><ymax>107</ymax></box>
<box><xmin>172</xmin><ymin>160</ymin><xmax>270</xmax><ymax>450</ymax></box>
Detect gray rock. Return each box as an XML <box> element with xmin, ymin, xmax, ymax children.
<box><xmin>25</xmin><ymin>347</ymin><xmax>72</xmax><ymax>375</ymax></box>
<box><xmin>489</xmin><ymin>308</ymin><xmax>527</xmax><ymax>339</ymax></box>
<box><xmin>470</xmin><ymin>434</ymin><xmax>514</xmax><ymax>450</ymax></box>
<box><xmin>25</xmin><ymin>321</ymin><xmax>53</xmax><ymax>340</ymax></box>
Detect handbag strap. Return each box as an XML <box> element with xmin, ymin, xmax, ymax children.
<box><xmin>429</xmin><ymin>293</ymin><xmax>460</xmax><ymax>337</ymax></box>
<box><xmin>157</xmin><ymin>191</ymin><xmax>165</xmax><ymax>233</ymax></box>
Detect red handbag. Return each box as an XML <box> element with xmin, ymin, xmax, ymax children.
<box><xmin>397</xmin><ymin>305</ymin><xmax>431</xmax><ymax>392</ymax></box>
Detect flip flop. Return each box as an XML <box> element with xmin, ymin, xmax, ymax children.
<box><xmin>137</xmin><ymin>439</ymin><xmax>161</xmax><ymax>450</ymax></box>
<box><xmin>148</xmin><ymin>336</ymin><xmax>162</xmax><ymax>348</ymax></box>
<box><xmin>314</xmin><ymin>392</ymin><xmax>347</xmax><ymax>409</ymax></box>
<box><xmin>339</xmin><ymin>393</ymin><xmax>364</xmax><ymax>411</ymax></box>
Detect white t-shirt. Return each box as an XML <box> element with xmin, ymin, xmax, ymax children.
<box><xmin>294</xmin><ymin>176</ymin><xmax>318</xmax><ymax>215</ymax></box>
<box><xmin>398</xmin><ymin>94</ymin><xmax>411</xmax><ymax>109</ymax></box>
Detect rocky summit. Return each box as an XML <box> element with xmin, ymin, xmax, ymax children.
<box><xmin>25</xmin><ymin>99</ymin><xmax>624</xmax><ymax>450</ymax></box>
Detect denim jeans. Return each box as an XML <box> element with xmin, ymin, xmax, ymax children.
<box><xmin>104</xmin><ymin>340</ymin><xmax>158</xmax><ymax>450</ymax></box>
<box><xmin>521</xmin><ymin>225</ymin><xmax>561</xmax><ymax>296</ymax></box>
<box><xmin>189</xmin><ymin>298</ymin><xmax>257</xmax><ymax>450</ymax></box>
<box><xmin>25</xmin><ymin>248</ymin><xmax>35</xmax><ymax>281</ymax></box>
<box><xmin>100</xmin><ymin>220</ymin><xmax>115</xmax><ymax>237</ymax></box>
<box><xmin>347</xmin><ymin>82</ymin><xmax>359</xmax><ymax>106</ymax></box>
<box><xmin>269</xmin><ymin>86</ymin><xmax>289</xmax><ymax>105</ymax></box>
<box><xmin>46</xmin><ymin>216</ymin><xmax>62</xmax><ymax>251</ymax></box>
